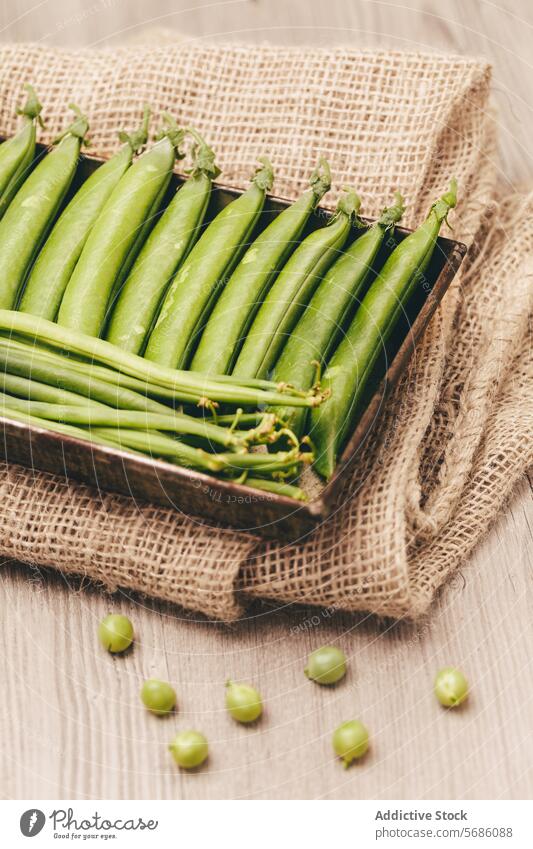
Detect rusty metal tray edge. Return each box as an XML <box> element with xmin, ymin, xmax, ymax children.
<box><xmin>0</xmin><ymin>146</ymin><xmax>467</xmax><ymax>540</ymax></box>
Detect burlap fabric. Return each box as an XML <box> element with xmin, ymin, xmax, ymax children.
<box><xmin>0</xmin><ymin>42</ymin><xmax>531</xmax><ymax>620</ymax></box>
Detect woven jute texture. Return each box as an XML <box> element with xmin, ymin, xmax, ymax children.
<box><xmin>0</xmin><ymin>42</ymin><xmax>531</xmax><ymax>621</ymax></box>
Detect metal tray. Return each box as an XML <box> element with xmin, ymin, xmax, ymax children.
<box><xmin>0</xmin><ymin>144</ymin><xmax>466</xmax><ymax>540</ymax></box>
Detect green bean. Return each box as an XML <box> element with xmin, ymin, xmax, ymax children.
<box><xmin>214</xmin><ymin>450</ymin><xmax>305</xmax><ymax>472</ymax></box>
<box><xmin>232</xmin><ymin>189</ymin><xmax>360</xmax><ymax>380</ymax></box>
<box><xmin>271</xmin><ymin>194</ymin><xmax>405</xmax><ymax>436</ymax></box>
<box><xmin>107</xmin><ymin>127</ymin><xmax>218</xmax><ymax>354</ymax></box>
<box><xmin>242</xmin><ymin>477</ymin><xmax>308</xmax><ymax>501</ymax></box>
<box><xmin>0</xmin><ymin>311</ymin><xmax>323</xmax><ymax>408</ymax></box>
<box><xmin>144</xmin><ymin>157</ymin><xmax>274</xmax><ymax>369</ymax></box>
<box><xmin>0</xmin><ymin>105</ymin><xmax>89</xmax><ymax>310</ymax></box>
<box><xmin>0</xmin><ymin>402</ymin><xmax>140</xmax><ymax>454</ymax></box>
<box><xmin>0</xmin><ymin>370</ymin><xmax>95</xmax><ymax>406</ymax></box>
<box><xmin>0</xmin><ymin>380</ymin><xmax>306</xmax><ymax>496</ymax></box>
<box><xmin>19</xmin><ymin>112</ymin><xmax>150</xmax><ymax>320</ymax></box>
<box><xmin>190</xmin><ymin>159</ymin><xmax>331</xmax><ymax>376</ymax></box>
<box><xmin>0</xmin><ymin>343</ymin><xmax>279</xmax><ymax>448</ymax></box>
<box><xmin>0</xmin><ymin>335</ymin><xmax>277</xmax><ymax>414</ymax></box>
<box><xmin>57</xmin><ymin>113</ymin><xmax>180</xmax><ymax>337</ymax></box>
<box><xmin>310</xmin><ymin>179</ymin><xmax>457</xmax><ymax>478</ymax></box>
<box><xmin>91</xmin><ymin>426</ymin><xmax>303</xmax><ymax>476</ymax></box>
<box><xmin>204</xmin><ymin>411</ymin><xmax>266</xmax><ymax>427</ymax></box>
<box><xmin>0</xmin><ymin>392</ymin><xmax>299</xmax><ymax>475</ymax></box>
<box><xmin>0</xmin><ymin>85</ymin><xmax>43</xmax><ymax>219</ymax></box>
<box><xmin>0</xmin><ymin>334</ymin><xmax>223</xmax><ymax>409</ymax></box>
<box><xmin>0</xmin><ymin>391</ymin><xmax>250</xmax><ymax>449</ymax></box>
<box><xmin>0</xmin><ymin>337</ymin><xmax>174</xmax><ymax>413</ymax></box>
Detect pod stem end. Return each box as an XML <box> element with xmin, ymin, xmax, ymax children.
<box><xmin>432</xmin><ymin>177</ymin><xmax>458</xmax><ymax>226</ymax></box>
<box><xmin>183</xmin><ymin>126</ymin><xmax>221</xmax><ymax>179</ymax></box>
<box><xmin>53</xmin><ymin>104</ymin><xmax>90</xmax><ymax>147</ymax></box>
<box><xmin>309</xmin><ymin>156</ymin><xmax>331</xmax><ymax>202</ymax></box>
<box><xmin>156</xmin><ymin>111</ymin><xmax>186</xmax><ymax>159</ymax></box>
<box><xmin>378</xmin><ymin>191</ymin><xmax>405</xmax><ymax>229</ymax></box>
<box><xmin>17</xmin><ymin>84</ymin><xmax>44</xmax><ymax>127</ymax></box>
<box><xmin>252</xmin><ymin>156</ymin><xmax>274</xmax><ymax>192</ymax></box>
<box><xmin>118</xmin><ymin>104</ymin><xmax>150</xmax><ymax>154</ymax></box>
<box><xmin>333</xmin><ymin>186</ymin><xmax>361</xmax><ymax>221</ymax></box>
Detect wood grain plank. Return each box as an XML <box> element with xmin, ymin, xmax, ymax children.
<box><xmin>0</xmin><ymin>479</ymin><xmax>531</xmax><ymax>799</ymax></box>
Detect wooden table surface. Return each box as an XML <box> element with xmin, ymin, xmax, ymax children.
<box><xmin>0</xmin><ymin>0</ymin><xmax>532</xmax><ymax>800</ymax></box>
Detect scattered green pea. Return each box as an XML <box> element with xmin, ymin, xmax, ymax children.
<box><xmin>434</xmin><ymin>667</ymin><xmax>469</xmax><ymax>707</ymax></box>
<box><xmin>169</xmin><ymin>730</ymin><xmax>208</xmax><ymax>769</ymax></box>
<box><xmin>304</xmin><ymin>645</ymin><xmax>347</xmax><ymax>685</ymax></box>
<box><xmin>225</xmin><ymin>680</ymin><xmax>263</xmax><ymax>724</ymax></box>
<box><xmin>140</xmin><ymin>678</ymin><xmax>176</xmax><ymax>716</ymax></box>
<box><xmin>97</xmin><ymin>614</ymin><xmax>134</xmax><ymax>654</ymax></box>
<box><xmin>332</xmin><ymin>720</ymin><xmax>369</xmax><ymax>767</ymax></box>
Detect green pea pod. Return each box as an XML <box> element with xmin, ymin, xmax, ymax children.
<box><xmin>19</xmin><ymin>111</ymin><xmax>150</xmax><ymax>320</ymax></box>
<box><xmin>144</xmin><ymin>157</ymin><xmax>274</xmax><ymax>369</ymax></box>
<box><xmin>190</xmin><ymin>159</ymin><xmax>331</xmax><ymax>376</ymax></box>
<box><xmin>243</xmin><ymin>477</ymin><xmax>308</xmax><ymax>501</ymax></box>
<box><xmin>57</xmin><ymin>112</ymin><xmax>181</xmax><ymax>337</ymax></box>
<box><xmin>271</xmin><ymin>193</ymin><xmax>405</xmax><ymax>436</ymax></box>
<box><xmin>1</xmin><ymin>371</ymin><xmax>90</xmax><ymax>406</ymax></box>
<box><xmin>311</xmin><ymin>179</ymin><xmax>457</xmax><ymax>479</ymax></box>
<box><xmin>0</xmin><ymin>404</ymin><xmax>142</xmax><ymax>454</ymax></box>
<box><xmin>0</xmin><ymin>85</ymin><xmax>44</xmax><ymax>219</ymax></box>
<box><xmin>0</xmin><ymin>338</ymin><xmax>172</xmax><ymax>415</ymax></box>
<box><xmin>0</xmin><ymin>105</ymin><xmax>88</xmax><ymax>310</ymax></box>
<box><xmin>0</xmin><ymin>311</ymin><xmax>324</xmax><ymax>409</ymax></box>
<box><xmin>232</xmin><ymin>189</ymin><xmax>360</xmax><ymax>381</ymax></box>
<box><xmin>0</xmin><ymin>391</ymin><xmax>251</xmax><ymax>450</ymax></box>
<box><xmin>106</xmin><ymin>127</ymin><xmax>219</xmax><ymax>354</ymax></box>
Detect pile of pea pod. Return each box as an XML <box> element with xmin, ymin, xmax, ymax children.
<box><xmin>0</xmin><ymin>87</ymin><xmax>457</xmax><ymax>498</ymax></box>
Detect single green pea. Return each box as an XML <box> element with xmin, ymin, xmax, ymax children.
<box><xmin>169</xmin><ymin>730</ymin><xmax>208</xmax><ymax>769</ymax></box>
<box><xmin>140</xmin><ymin>678</ymin><xmax>177</xmax><ymax>716</ymax></box>
<box><xmin>304</xmin><ymin>645</ymin><xmax>347</xmax><ymax>685</ymax></box>
<box><xmin>332</xmin><ymin>720</ymin><xmax>369</xmax><ymax>767</ymax></box>
<box><xmin>434</xmin><ymin>667</ymin><xmax>469</xmax><ymax>707</ymax></box>
<box><xmin>225</xmin><ymin>680</ymin><xmax>263</xmax><ymax>724</ymax></box>
<box><xmin>98</xmin><ymin>614</ymin><xmax>134</xmax><ymax>654</ymax></box>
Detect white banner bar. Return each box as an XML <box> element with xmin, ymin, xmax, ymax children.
<box><xmin>2</xmin><ymin>799</ymin><xmax>531</xmax><ymax>847</ymax></box>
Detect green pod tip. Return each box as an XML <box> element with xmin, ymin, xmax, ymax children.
<box><xmin>252</xmin><ymin>156</ymin><xmax>274</xmax><ymax>192</ymax></box>
<box><xmin>156</xmin><ymin>111</ymin><xmax>185</xmax><ymax>159</ymax></box>
<box><xmin>378</xmin><ymin>191</ymin><xmax>405</xmax><ymax>229</ymax></box>
<box><xmin>335</xmin><ymin>186</ymin><xmax>361</xmax><ymax>220</ymax></box>
<box><xmin>309</xmin><ymin>157</ymin><xmax>331</xmax><ymax>201</ymax></box>
<box><xmin>118</xmin><ymin>104</ymin><xmax>150</xmax><ymax>154</ymax></box>
<box><xmin>53</xmin><ymin>104</ymin><xmax>90</xmax><ymax>146</ymax></box>
<box><xmin>431</xmin><ymin>177</ymin><xmax>458</xmax><ymax>224</ymax></box>
<box><xmin>443</xmin><ymin>177</ymin><xmax>458</xmax><ymax>208</ymax></box>
<box><xmin>183</xmin><ymin>126</ymin><xmax>221</xmax><ymax>179</ymax></box>
<box><xmin>17</xmin><ymin>84</ymin><xmax>44</xmax><ymax>126</ymax></box>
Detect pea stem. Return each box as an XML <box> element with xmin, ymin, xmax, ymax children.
<box><xmin>243</xmin><ymin>477</ymin><xmax>308</xmax><ymax>501</ymax></box>
<box><xmin>117</xmin><ymin>105</ymin><xmax>150</xmax><ymax>154</ymax></box>
<box><xmin>0</xmin><ymin>338</ymin><xmax>178</xmax><ymax>413</ymax></box>
<box><xmin>90</xmin><ymin>427</ymin><xmax>304</xmax><ymax>476</ymax></box>
<box><xmin>17</xmin><ymin>84</ymin><xmax>44</xmax><ymax>126</ymax></box>
<box><xmin>0</xmin><ymin>403</ymin><xmax>141</xmax><ymax>453</ymax></box>
<box><xmin>52</xmin><ymin>104</ymin><xmax>89</xmax><ymax>146</ymax></box>
<box><xmin>0</xmin><ymin>311</ymin><xmax>324</xmax><ymax>407</ymax></box>
<box><xmin>182</xmin><ymin>126</ymin><xmax>221</xmax><ymax>179</ymax></box>
<box><xmin>0</xmin><ymin>391</ymin><xmax>254</xmax><ymax>449</ymax></box>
